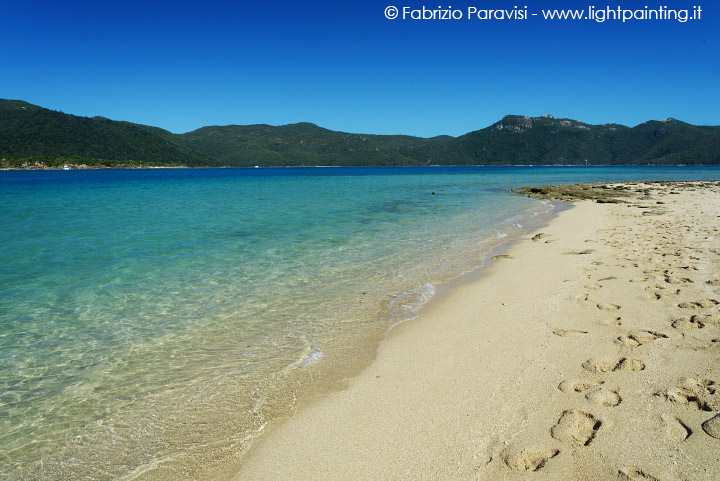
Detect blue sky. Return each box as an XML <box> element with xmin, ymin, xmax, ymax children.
<box><xmin>1</xmin><ymin>0</ymin><xmax>717</xmax><ymax>136</ymax></box>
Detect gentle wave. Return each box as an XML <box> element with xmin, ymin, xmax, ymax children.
<box><xmin>387</xmin><ymin>283</ymin><xmax>437</xmax><ymax>325</ymax></box>
<box><xmin>297</xmin><ymin>347</ymin><xmax>324</xmax><ymax>369</ymax></box>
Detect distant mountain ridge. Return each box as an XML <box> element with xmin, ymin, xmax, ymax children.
<box><xmin>1</xmin><ymin>99</ymin><xmax>718</xmax><ymax>168</ymax></box>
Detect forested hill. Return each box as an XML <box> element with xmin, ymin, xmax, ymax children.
<box><xmin>0</xmin><ymin>100</ymin><xmax>218</xmax><ymax>168</ymax></box>
<box><xmin>172</xmin><ymin>115</ymin><xmax>720</xmax><ymax>166</ymax></box>
<box><xmin>455</xmin><ymin>115</ymin><xmax>720</xmax><ymax>166</ymax></box>
<box><xmin>2</xmin><ymin>99</ymin><xmax>718</xmax><ymax>168</ymax></box>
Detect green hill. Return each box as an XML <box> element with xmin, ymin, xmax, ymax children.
<box><xmin>171</xmin><ymin>123</ymin><xmax>462</xmax><ymax>166</ymax></box>
<box><xmin>455</xmin><ymin>115</ymin><xmax>720</xmax><ymax>165</ymax></box>
<box><xmin>0</xmin><ymin>100</ymin><xmax>217</xmax><ymax>168</ymax></box>
<box><xmin>612</xmin><ymin>119</ymin><xmax>720</xmax><ymax>165</ymax></box>
<box><xmin>172</xmin><ymin>114</ymin><xmax>720</xmax><ymax>167</ymax></box>
<box><xmin>1</xmin><ymin>99</ymin><xmax>718</xmax><ymax>168</ymax></box>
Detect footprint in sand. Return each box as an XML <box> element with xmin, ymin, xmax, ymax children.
<box><xmin>603</xmin><ymin>317</ymin><xmax>623</xmax><ymax>327</ymax></box>
<box><xmin>661</xmin><ymin>379</ymin><xmax>720</xmax><ymax>411</ymax></box>
<box><xmin>661</xmin><ymin>414</ymin><xmax>691</xmax><ymax>442</ymax></box>
<box><xmin>597</xmin><ymin>303</ymin><xmax>621</xmax><ymax>311</ymax></box>
<box><xmin>558</xmin><ymin>379</ymin><xmax>604</xmax><ymax>393</ymax></box>
<box><xmin>550</xmin><ymin>409</ymin><xmax>600</xmax><ymax>446</ymax></box>
<box><xmin>698</xmin><ymin>313</ymin><xmax>720</xmax><ymax>325</ymax></box>
<box><xmin>678</xmin><ymin>299</ymin><xmax>719</xmax><ymax>309</ymax></box>
<box><xmin>563</xmin><ymin>249</ymin><xmax>596</xmax><ymax>255</ymax></box>
<box><xmin>671</xmin><ymin>315</ymin><xmax>708</xmax><ymax>330</ymax></box>
<box><xmin>585</xmin><ymin>387</ymin><xmax>622</xmax><ymax>407</ymax></box>
<box><xmin>615</xmin><ymin>330</ymin><xmax>668</xmax><ymax>348</ymax></box>
<box><xmin>677</xmin><ymin>265</ymin><xmax>699</xmax><ymax>271</ymax></box>
<box><xmin>585</xmin><ymin>283</ymin><xmax>603</xmax><ymax>290</ymax></box>
<box><xmin>576</xmin><ymin>293</ymin><xmax>590</xmax><ymax>301</ymax></box>
<box><xmin>665</xmin><ymin>275</ymin><xmax>693</xmax><ymax>285</ymax></box>
<box><xmin>582</xmin><ymin>357</ymin><xmax>645</xmax><ymax>373</ymax></box>
<box><xmin>501</xmin><ymin>445</ymin><xmax>559</xmax><ymax>472</ymax></box>
<box><xmin>681</xmin><ymin>377</ymin><xmax>717</xmax><ymax>394</ymax></box>
<box><xmin>648</xmin><ymin>286</ymin><xmax>681</xmax><ymax>297</ymax></box>
<box><xmin>617</xmin><ymin>467</ymin><xmax>660</xmax><ymax>481</ymax></box>
<box><xmin>558</xmin><ymin>380</ymin><xmax>621</xmax><ymax>407</ymax></box>
<box><xmin>707</xmin><ymin>279</ymin><xmax>720</xmax><ymax>287</ymax></box>
<box><xmin>702</xmin><ymin>414</ymin><xmax>720</xmax><ymax>439</ymax></box>
<box><xmin>659</xmin><ymin>386</ymin><xmax>715</xmax><ymax>412</ymax></box>
<box><xmin>553</xmin><ymin>329</ymin><xmax>588</xmax><ymax>338</ymax></box>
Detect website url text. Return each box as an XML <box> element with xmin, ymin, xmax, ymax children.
<box><xmin>383</xmin><ymin>5</ymin><xmax>703</xmax><ymax>23</ymax></box>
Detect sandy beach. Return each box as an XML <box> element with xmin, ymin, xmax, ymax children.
<box><xmin>234</xmin><ymin>181</ymin><xmax>720</xmax><ymax>481</ymax></box>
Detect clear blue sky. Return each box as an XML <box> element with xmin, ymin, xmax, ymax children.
<box><xmin>1</xmin><ymin>0</ymin><xmax>717</xmax><ymax>136</ymax></box>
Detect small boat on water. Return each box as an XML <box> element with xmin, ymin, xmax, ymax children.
<box><xmin>62</xmin><ymin>164</ymin><xmax>70</xmax><ymax>170</ymax></box>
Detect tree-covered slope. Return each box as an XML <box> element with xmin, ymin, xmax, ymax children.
<box><xmin>1</xmin><ymin>99</ymin><xmax>718</xmax><ymax>168</ymax></box>
<box><xmin>174</xmin><ymin>115</ymin><xmax>720</xmax><ymax>167</ymax></box>
<box><xmin>171</xmin><ymin>123</ymin><xmax>463</xmax><ymax>166</ymax></box>
<box><xmin>0</xmin><ymin>100</ymin><xmax>217</xmax><ymax>167</ymax></box>
<box><xmin>613</xmin><ymin>119</ymin><xmax>720</xmax><ymax>165</ymax></box>
<box><xmin>455</xmin><ymin>115</ymin><xmax>720</xmax><ymax>165</ymax></box>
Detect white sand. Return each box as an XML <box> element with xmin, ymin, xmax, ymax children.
<box><xmin>234</xmin><ymin>182</ymin><xmax>720</xmax><ymax>481</ymax></box>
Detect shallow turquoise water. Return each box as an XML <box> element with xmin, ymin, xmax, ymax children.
<box><xmin>1</xmin><ymin>166</ymin><xmax>718</xmax><ymax>479</ymax></box>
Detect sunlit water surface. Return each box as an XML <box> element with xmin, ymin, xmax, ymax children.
<box><xmin>1</xmin><ymin>166</ymin><xmax>718</xmax><ymax>479</ymax></box>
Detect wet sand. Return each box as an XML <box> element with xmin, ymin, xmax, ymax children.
<box><xmin>234</xmin><ymin>181</ymin><xmax>720</xmax><ymax>481</ymax></box>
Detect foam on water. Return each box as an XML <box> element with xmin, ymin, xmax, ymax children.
<box><xmin>297</xmin><ymin>348</ymin><xmax>324</xmax><ymax>368</ymax></box>
<box><xmin>387</xmin><ymin>283</ymin><xmax>437</xmax><ymax>324</ymax></box>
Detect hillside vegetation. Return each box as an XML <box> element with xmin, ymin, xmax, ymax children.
<box><xmin>0</xmin><ymin>100</ymin><xmax>217</xmax><ymax>168</ymax></box>
<box><xmin>1</xmin><ymin>100</ymin><xmax>718</xmax><ymax>168</ymax></box>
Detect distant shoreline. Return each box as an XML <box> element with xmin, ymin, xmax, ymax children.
<box><xmin>3</xmin><ymin>163</ymin><xmax>717</xmax><ymax>172</ymax></box>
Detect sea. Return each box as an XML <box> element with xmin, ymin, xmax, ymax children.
<box><xmin>1</xmin><ymin>165</ymin><xmax>718</xmax><ymax>479</ymax></box>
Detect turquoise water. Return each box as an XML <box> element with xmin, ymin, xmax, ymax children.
<box><xmin>1</xmin><ymin>166</ymin><xmax>718</xmax><ymax>479</ymax></box>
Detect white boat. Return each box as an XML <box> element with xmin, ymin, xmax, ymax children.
<box><xmin>62</xmin><ymin>164</ymin><xmax>70</xmax><ymax>170</ymax></box>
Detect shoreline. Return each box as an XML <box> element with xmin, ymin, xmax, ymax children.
<box><xmin>233</xmin><ymin>181</ymin><xmax>720</xmax><ymax>480</ymax></box>
<box><xmin>3</xmin><ymin>164</ymin><xmax>717</xmax><ymax>171</ymax></box>
<box><xmin>208</xmin><ymin>196</ymin><xmax>567</xmax><ymax>479</ymax></box>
